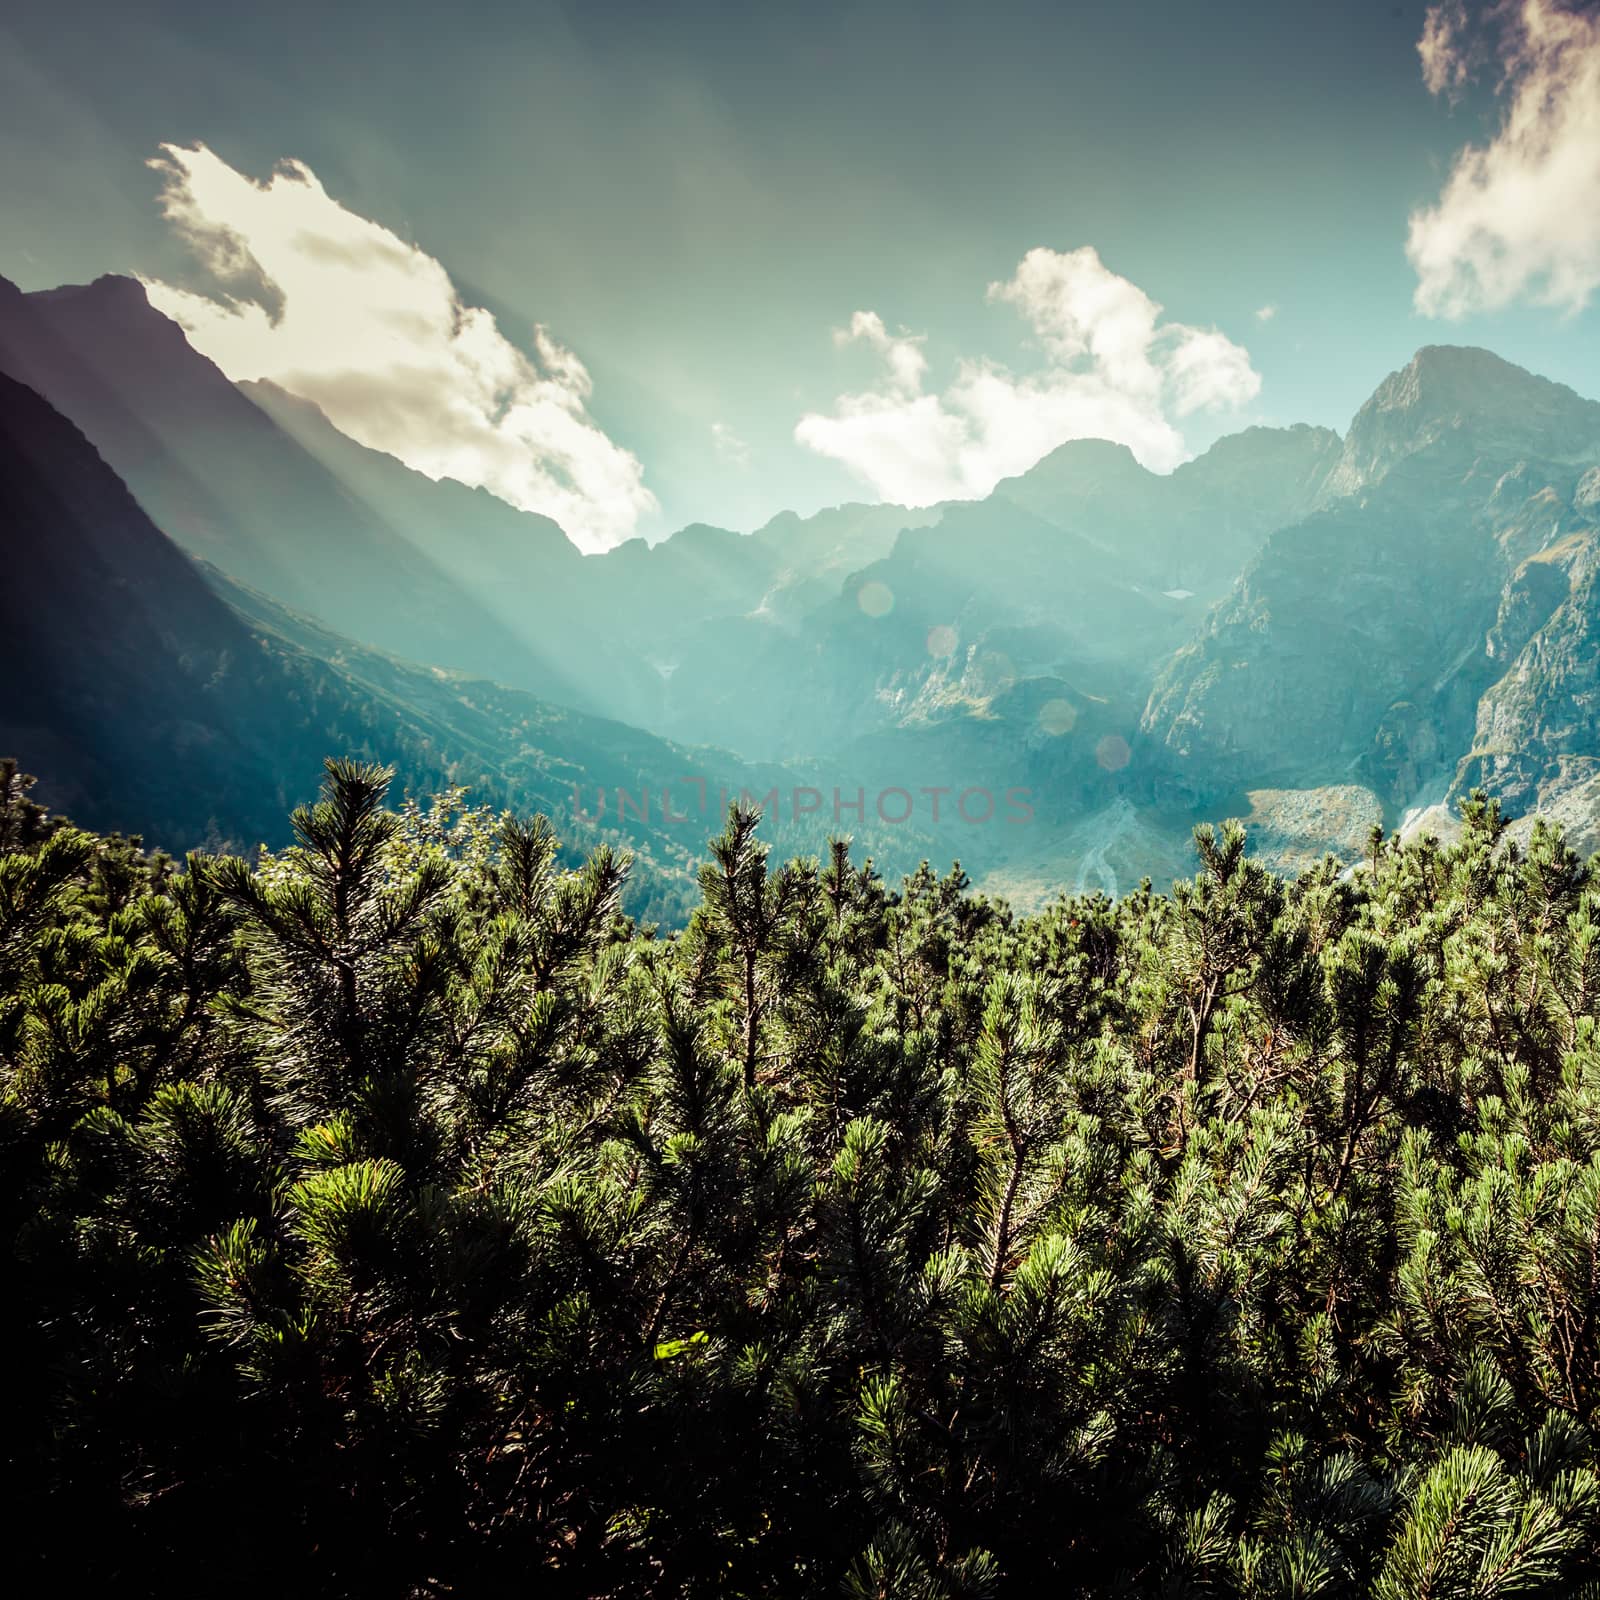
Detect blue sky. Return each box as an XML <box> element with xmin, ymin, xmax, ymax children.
<box><xmin>2</xmin><ymin>0</ymin><xmax>1597</xmax><ymax>545</ymax></box>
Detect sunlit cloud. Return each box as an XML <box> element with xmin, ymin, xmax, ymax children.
<box><xmin>710</xmin><ymin>420</ymin><xmax>751</xmax><ymax>467</ymax></box>
<box><xmin>1254</xmin><ymin>303</ymin><xmax>1278</xmax><ymax>323</ymax></box>
<box><xmin>1418</xmin><ymin>1</ymin><xmax>1478</xmax><ymax>98</ymax></box>
<box><xmin>793</xmin><ymin>246</ymin><xmax>1260</xmax><ymax>507</ymax></box>
<box><xmin>834</xmin><ymin>310</ymin><xmax>930</xmax><ymax>398</ymax></box>
<box><xmin>141</xmin><ymin>143</ymin><xmax>656</xmax><ymax>551</ymax></box>
<box><xmin>1409</xmin><ymin>1</ymin><xmax>1600</xmax><ymax>318</ymax></box>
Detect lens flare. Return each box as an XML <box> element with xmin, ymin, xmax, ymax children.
<box><xmin>1039</xmin><ymin>698</ymin><xmax>1077</xmax><ymax>735</ymax></box>
<box><xmin>857</xmin><ymin>580</ymin><xmax>894</xmax><ymax>618</ymax></box>
<box><xmin>1095</xmin><ymin>734</ymin><xmax>1131</xmax><ymax>771</ymax></box>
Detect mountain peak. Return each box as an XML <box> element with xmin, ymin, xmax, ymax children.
<box><xmin>30</xmin><ymin>273</ymin><xmax>154</xmax><ymax>310</ymax></box>
<box><xmin>1177</xmin><ymin>422</ymin><xmax>1342</xmax><ymax>480</ymax></box>
<box><xmin>1376</xmin><ymin>344</ymin><xmax>1563</xmax><ymax>412</ymax></box>
<box><xmin>993</xmin><ymin>437</ymin><xmax>1153</xmax><ymax>522</ymax></box>
<box><xmin>1016</xmin><ymin>436</ymin><xmax>1147</xmax><ymax>482</ymax></box>
<box><xmin>1327</xmin><ymin>343</ymin><xmax>1600</xmax><ymax>497</ymax></box>
<box><xmin>15</xmin><ymin>270</ymin><xmax>210</xmax><ymax>384</ymax></box>
<box><xmin>1354</xmin><ymin>343</ymin><xmax>1599</xmax><ymax>432</ymax></box>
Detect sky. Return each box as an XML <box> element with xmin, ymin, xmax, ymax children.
<box><xmin>2</xmin><ymin>0</ymin><xmax>1598</xmax><ymax>548</ymax></box>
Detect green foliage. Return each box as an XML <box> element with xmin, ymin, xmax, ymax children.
<box><xmin>7</xmin><ymin>765</ymin><xmax>1600</xmax><ymax>1597</ymax></box>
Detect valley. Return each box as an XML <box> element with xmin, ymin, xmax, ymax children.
<box><xmin>4</xmin><ymin>274</ymin><xmax>1600</xmax><ymax>918</ymax></box>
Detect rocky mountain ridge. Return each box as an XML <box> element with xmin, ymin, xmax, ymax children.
<box><xmin>1142</xmin><ymin>346</ymin><xmax>1600</xmax><ymax>855</ymax></box>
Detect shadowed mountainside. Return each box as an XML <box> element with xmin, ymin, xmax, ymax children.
<box><xmin>0</xmin><ymin>274</ymin><xmax>624</xmax><ymax>715</ymax></box>
<box><xmin>0</xmin><ymin>369</ymin><xmax>889</xmax><ymax>921</ymax></box>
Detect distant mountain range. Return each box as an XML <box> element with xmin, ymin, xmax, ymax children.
<box><xmin>3</xmin><ymin>268</ymin><xmax>1600</xmax><ymax>907</ymax></box>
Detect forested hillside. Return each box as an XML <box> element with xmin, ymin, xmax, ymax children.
<box><xmin>7</xmin><ymin>759</ymin><xmax>1600</xmax><ymax>1597</ymax></box>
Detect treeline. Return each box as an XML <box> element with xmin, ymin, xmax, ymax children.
<box><xmin>5</xmin><ymin>757</ymin><xmax>1600</xmax><ymax>1597</ymax></box>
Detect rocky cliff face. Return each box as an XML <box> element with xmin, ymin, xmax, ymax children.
<box><xmin>1459</xmin><ymin>527</ymin><xmax>1600</xmax><ymax>824</ymax></box>
<box><xmin>1141</xmin><ymin>347</ymin><xmax>1600</xmax><ymax>829</ymax></box>
<box><xmin>1326</xmin><ymin>346</ymin><xmax>1600</xmax><ymax>499</ymax></box>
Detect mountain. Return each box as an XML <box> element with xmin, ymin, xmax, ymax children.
<box><xmin>249</xmin><ymin>373</ymin><xmax>937</xmax><ymax>716</ymax></box>
<box><xmin>236</xmin><ymin>376</ymin><xmax>671</xmax><ymax>727</ymax></box>
<box><xmin>0</xmin><ymin>273</ymin><xmax>944</xmax><ymax>736</ymax></box>
<box><xmin>996</xmin><ymin>423</ymin><xmax>1341</xmax><ymax>595</ymax></box>
<box><xmin>1141</xmin><ymin>346</ymin><xmax>1600</xmax><ymax>849</ymax></box>
<box><xmin>0</xmin><ymin>364</ymin><xmax>281</xmax><ymax>846</ymax></box>
<box><xmin>656</xmin><ymin>497</ymin><xmax>1170</xmax><ymax>763</ymax></box>
<box><xmin>238</xmin><ymin>377</ymin><xmax>583</xmax><ymax>589</ymax></box>
<box><xmin>0</xmin><ymin>274</ymin><xmax>615</xmax><ymax>714</ymax></box>
<box><xmin>583</xmin><ymin>501</ymin><xmax>933</xmax><ymax>674</ymax></box>
<box><xmin>1455</xmin><ymin>468</ymin><xmax>1600</xmax><ymax>823</ymax></box>
<box><xmin>742</xmin><ymin>500</ymin><xmax>940</xmax><ymax>620</ymax></box>
<box><xmin>0</xmin><ymin>369</ymin><xmax>877</xmax><ymax>922</ymax></box>
<box><xmin>1325</xmin><ymin>344</ymin><xmax>1600</xmax><ymax>498</ymax></box>
<box><xmin>673</xmin><ymin>346</ymin><xmax>1600</xmax><ymax>889</ymax></box>
<box><xmin>11</xmin><ymin>273</ymin><xmax>1600</xmax><ymax>898</ymax></box>
<box><xmin>655</xmin><ymin>427</ymin><xmax>1339</xmax><ymax>790</ymax></box>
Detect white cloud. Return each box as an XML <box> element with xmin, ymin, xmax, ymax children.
<box><xmin>1254</xmin><ymin>303</ymin><xmax>1278</xmax><ymax>322</ymax></box>
<box><xmin>710</xmin><ymin>420</ymin><xmax>751</xmax><ymax>467</ymax></box>
<box><xmin>1418</xmin><ymin>1</ymin><xmax>1475</xmax><ymax>97</ymax></box>
<box><xmin>835</xmin><ymin>310</ymin><xmax>930</xmax><ymax>398</ymax></box>
<box><xmin>793</xmin><ymin>246</ymin><xmax>1260</xmax><ymax>507</ymax></box>
<box><xmin>1408</xmin><ymin>1</ymin><xmax>1600</xmax><ymax>318</ymax></box>
<box><xmin>141</xmin><ymin>144</ymin><xmax>655</xmax><ymax>552</ymax></box>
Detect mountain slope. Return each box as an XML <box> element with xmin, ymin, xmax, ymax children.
<box><xmin>248</xmin><ymin>375</ymin><xmax>940</xmax><ymax>707</ymax></box>
<box><xmin>1458</xmin><ymin>484</ymin><xmax>1600</xmax><ymax>822</ymax></box>
<box><xmin>1</xmin><ymin>274</ymin><xmax>937</xmax><ymax>733</ymax></box>
<box><xmin>236</xmin><ymin>376</ymin><xmax>669</xmax><ymax>726</ymax></box>
<box><xmin>995</xmin><ymin>423</ymin><xmax>1340</xmax><ymax>594</ymax></box>
<box><xmin>0</xmin><ymin>365</ymin><xmax>281</xmax><ymax>844</ymax></box>
<box><xmin>656</xmin><ymin>426</ymin><xmax>1338</xmax><ymax>776</ymax></box>
<box><xmin>1326</xmin><ymin>345</ymin><xmax>1600</xmax><ymax>498</ymax></box>
<box><xmin>1141</xmin><ymin>347</ymin><xmax>1600</xmax><ymax>834</ymax></box>
<box><xmin>0</xmin><ymin>274</ymin><xmax>609</xmax><ymax>712</ymax></box>
<box><xmin>0</xmin><ymin>370</ymin><xmax>865</xmax><ymax>920</ymax></box>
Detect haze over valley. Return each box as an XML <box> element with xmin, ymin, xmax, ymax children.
<box><xmin>5</xmin><ymin>264</ymin><xmax>1600</xmax><ymax>914</ymax></box>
